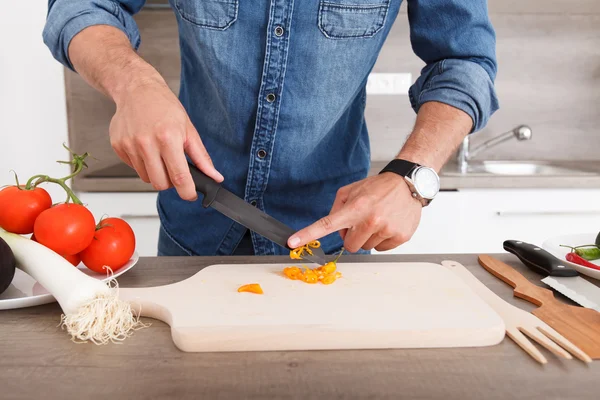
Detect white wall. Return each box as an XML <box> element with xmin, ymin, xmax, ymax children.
<box><xmin>0</xmin><ymin>1</ymin><xmax>70</xmax><ymax>200</ymax></box>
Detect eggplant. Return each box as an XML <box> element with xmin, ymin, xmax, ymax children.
<box><xmin>0</xmin><ymin>236</ymin><xmax>16</xmax><ymax>295</ymax></box>
<box><xmin>596</xmin><ymin>231</ymin><xmax>600</xmax><ymax>247</ymax></box>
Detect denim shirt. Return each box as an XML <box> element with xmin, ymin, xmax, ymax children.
<box><xmin>43</xmin><ymin>0</ymin><xmax>499</xmax><ymax>256</ymax></box>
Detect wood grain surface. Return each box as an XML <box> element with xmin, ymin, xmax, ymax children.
<box><xmin>478</xmin><ymin>255</ymin><xmax>600</xmax><ymax>359</ymax></box>
<box><xmin>444</xmin><ymin>260</ymin><xmax>591</xmax><ymax>364</ymax></box>
<box><xmin>0</xmin><ymin>253</ymin><xmax>598</xmax><ymax>400</ymax></box>
<box><xmin>119</xmin><ymin>262</ymin><xmax>505</xmax><ymax>352</ymax></box>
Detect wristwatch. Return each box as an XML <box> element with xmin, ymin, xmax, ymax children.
<box><xmin>379</xmin><ymin>159</ymin><xmax>440</xmax><ymax>207</ymax></box>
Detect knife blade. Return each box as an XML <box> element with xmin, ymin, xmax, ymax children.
<box><xmin>188</xmin><ymin>163</ymin><xmax>326</xmax><ymax>265</ymax></box>
<box><xmin>503</xmin><ymin>240</ymin><xmax>600</xmax><ymax>312</ymax></box>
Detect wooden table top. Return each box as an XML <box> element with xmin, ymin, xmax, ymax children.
<box><xmin>1</xmin><ymin>253</ymin><xmax>598</xmax><ymax>400</ymax></box>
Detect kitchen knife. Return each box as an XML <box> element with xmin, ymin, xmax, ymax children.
<box><xmin>478</xmin><ymin>254</ymin><xmax>600</xmax><ymax>359</ymax></box>
<box><xmin>503</xmin><ymin>240</ymin><xmax>600</xmax><ymax>312</ymax></box>
<box><xmin>189</xmin><ymin>163</ymin><xmax>326</xmax><ymax>265</ymax></box>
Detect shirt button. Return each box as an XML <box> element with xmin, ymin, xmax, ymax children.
<box><xmin>266</xmin><ymin>93</ymin><xmax>276</xmax><ymax>102</ymax></box>
<box><xmin>250</xmin><ymin>200</ymin><xmax>257</xmax><ymax>206</ymax></box>
<box><xmin>257</xmin><ymin>149</ymin><xmax>267</xmax><ymax>159</ymax></box>
<box><xmin>274</xmin><ymin>26</ymin><xmax>284</xmax><ymax>37</ymax></box>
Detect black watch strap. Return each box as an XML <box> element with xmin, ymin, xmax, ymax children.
<box><xmin>379</xmin><ymin>159</ymin><xmax>419</xmax><ymax>177</ymax></box>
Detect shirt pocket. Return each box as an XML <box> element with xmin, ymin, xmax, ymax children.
<box><xmin>174</xmin><ymin>0</ymin><xmax>238</xmax><ymax>30</ymax></box>
<box><xmin>318</xmin><ymin>0</ymin><xmax>390</xmax><ymax>39</ymax></box>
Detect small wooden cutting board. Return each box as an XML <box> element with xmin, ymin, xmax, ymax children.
<box><xmin>120</xmin><ymin>262</ymin><xmax>505</xmax><ymax>352</ymax></box>
<box><xmin>478</xmin><ymin>254</ymin><xmax>600</xmax><ymax>359</ymax></box>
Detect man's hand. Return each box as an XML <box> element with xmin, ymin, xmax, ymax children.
<box><xmin>288</xmin><ymin>101</ymin><xmax>472</xmax><ymax>253</ymax></box>
<box><xmin>110</xmin><ymin>78</ymin><xmax>223</xmax><ymax>200</ymax></box>
<box><xmin>288</xmin><ymin>173</ymin><xmax>422</xmax><ymax>252</ymax></box>
<box><xmin>68</xmin><ymin>25</ymin><xmax>223</xmax><ymax>201</ymax></box>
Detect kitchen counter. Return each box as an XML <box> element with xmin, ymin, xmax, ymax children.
<box><xmin>437</xmin><ymin>160</ymin><xmax>600</xmax><ymax>190</ymax></box>
<box><xmin>1</xmin><ymin>253</ymin><xmax>598</xmax><ymax>399</ymax></box>
<box><xmin>73</xmin><ymin>160</ymin><xmax>600</xmax><ymax>192</ymax></box>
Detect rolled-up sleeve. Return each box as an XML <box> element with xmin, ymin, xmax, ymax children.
<box><xmin>43</xmin><ymin>0</ymin><xmax>146</xmax><ymax>71</ymax></box>
<box><xmin>406</xmin><ymin>0</ymin><xmax>499</xmax><ymax>133</ymax></box>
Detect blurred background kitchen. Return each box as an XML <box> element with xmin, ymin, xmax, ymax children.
<box><xmin>1</xmin><ymin>0</ymin><xmax>599</xmax><ymax>257</ymax></box>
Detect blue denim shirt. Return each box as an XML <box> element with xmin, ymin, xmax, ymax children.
<box><xmin>43</xmin><ymin>0</ymin><xmax>499</xmax><ymax>256</ymax></box>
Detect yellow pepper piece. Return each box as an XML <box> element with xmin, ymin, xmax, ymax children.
<box><xmin>303</xmin><ymin>270</ymin><xmax>319</xmax><ymax>284</ymax></box>
<box><xmin>321</xmin><ymin>262</ymin><xmax>336</xmax><ymax>274</ymax></box>
<box><xmin>282</xmin><ymin>249</ymin><xmax>344</xmax><ymax>285</ymax></box>
<box><xmin>308</xmin><ymin>240</ymin><xmax>321</xmax><ymax>248</ymax></box>
<box><xmin>289</xmin><ymin>240</ymin><xmax>321</xmax><ymax>260</ymax></box>
<box><xmin>237</xmin><ymin>283</ymin><xmax>264</xmax><ymax>294</ymax></box>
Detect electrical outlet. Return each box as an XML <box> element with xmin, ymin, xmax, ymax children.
<box><xmin>366</xmin><ymin>73</ymin><xmax>412</xmax><ymax>95</ymax></box>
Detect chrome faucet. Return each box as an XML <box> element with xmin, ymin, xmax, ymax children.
<box><xmin>456</xmin><ymin>125</ymin><xmax>533</xmax><ymax>173</ymax></box>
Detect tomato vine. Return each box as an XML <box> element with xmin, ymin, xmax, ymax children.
<box><xmin>22</xmin><ymin>144</ymin><xmax>90</xmax><ymax>205</ymax></box>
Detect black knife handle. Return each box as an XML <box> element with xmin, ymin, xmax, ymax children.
<box><xmin>503</xmin><ymin>240</ymin><xmax>579</xmax><ymax>277</ymax></box>
<box><xmin>189</xmin><ymin>163</ymin><xmax>221</xmax><ymax>208</ymax></box>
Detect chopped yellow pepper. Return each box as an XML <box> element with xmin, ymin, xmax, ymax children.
<box><xmin>283</xmin><ymin>247</ymin><xmax>344</xmax><ymax>285</ymax></box>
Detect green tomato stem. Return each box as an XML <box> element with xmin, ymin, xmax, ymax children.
<box><xmin>23</xmin><ymin>148</ymin><xmax>90</xmax><ymax>205</ymax></box>
<box><xmin>28</xmin><ymin>175</ymin><xmax>83</xmax><ymax>205</ymax></box>
<box><xmin>60</xmin><ymin>159</ymin><xmax>85</xmax><ymax>182</ymax></box>
<box><xmin>11</xmin><ymin>170</ymin><xmax>21</xmax><ymax>188</ymax></box>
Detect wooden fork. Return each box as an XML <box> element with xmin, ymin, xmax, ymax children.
<box><xmin>442</xmin><ymin>260</ymin><xmax>591</xmax><ymax>364</ymax></box>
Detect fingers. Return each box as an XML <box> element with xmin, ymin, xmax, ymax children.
<box><xmin>159</xmin><ymin>132</ymin><xmax>198</xmax><ymax>201</ymax></box>
<box><xmin>375</xmin><ymin>237</ymin><xmax>406</xmax><ymax>252</ymax></box>
<box><xmin>343</xmin><ymin>222</ymin><xmax>376</xmax><ymax>253</ymax></box>
<box><xmin>288</xmin><ymin>185</ymin><xmax>353</xmax><ymax>248</ymax></box>
<box><xmin>330</xmin><ymin>186</ymin><xmax>350</xmax><ymax>242</ymax></box>
<box><xmin>139</xmin><ymin>138</ymin><xmax>172</xmax><ymax>191</ymax></box>
<box><xmin>330</xmin><ymin>186</ymin><xmax>350</xmax><ymax>214</ymax></box>
<box><xmin>339</xmin><ymin>228</ymin><xmax>348</xmax><ymax>240</ymax></box>
<box><xmin>128</xmin><ymin>152</ymin><xmax>150</xmax><ymax>184</ymax></box>
<box><xmin>361</xmin><ymin>231</ymin><xmax>390</xmax><ymax>251</ymax></box>
<box><xmin>288</xmin><ymin>211</ymin><xmax>350</xmax><ymax>249</ymax></box>
<box><xmin>291</xmin><ymin>174</ymin><xmax>421</xmax><ymax>253</ymax></box>
<box><xmin>186</xmin><ymin>122</ymin><xmax>224</xmax><ymax>183</ymax></box>
<box><xmin>112</xmin><ymin>124</ymin><xmax>221</xmax><ymax>201</ymax></box>
<box><xmin>113</xmin><ymin>147</ymin><xmax>134</xmax><ymax>169</ymax></box>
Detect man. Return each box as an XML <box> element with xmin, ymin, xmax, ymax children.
<box><xmin>43</xmin><ymin>0</ymin><xmax>498</xmax><ymax>256</ymax></box>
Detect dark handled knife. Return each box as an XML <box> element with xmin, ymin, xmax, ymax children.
<box><xmin>189</xmin><ymin>163</ymin><xmax>326</xmax><ymax>265</ymax></box>
<box><xmin>503</xmin><ymin>240</ymin><xmax>600</xmax><ymax>312</ymax></box>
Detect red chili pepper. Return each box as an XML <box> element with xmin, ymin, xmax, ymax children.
<box><xmin>566</xmin><ymin>252</ymin><xmax>600</xmax><ymax>271</ymax></box>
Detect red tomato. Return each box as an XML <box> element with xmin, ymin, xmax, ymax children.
<box><xmin>32</xmin><ymin>231</ymin><xmax>81</xmax><ymax>266</ymax></box>
<box><xmin>33</xmin><ymin>203</ymin><xmax>96</xmax><ymax>255</ymax></box>
<box><xmin>0</xmin><ymin>186</ymin><xmax>52</xmax><ymax>234</ymax></box>
<box><xmin>62</xmin><ymin>253</ymin><xmax>81</xmax><ymax>266</ymax></box>
<box><xmin>80</xmin><ymin>217</ymin><xmax>135</xmax><ymax>274</ymax></box>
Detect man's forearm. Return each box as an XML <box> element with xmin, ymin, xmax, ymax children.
<box><xmin>68</xmin><ymin>25</ymin><xmax>165</xmax><ymax>104</ymax></box>
<box><xmin>397</xmin><ymin>101</ymin><xmax>473</xmax><ymax>172</ymax></box>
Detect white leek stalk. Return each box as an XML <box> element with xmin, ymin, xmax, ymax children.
<box><xmin>0</xmin><ymin>230</ymin><xmax>146</xmax><ymax>344</ymax></box>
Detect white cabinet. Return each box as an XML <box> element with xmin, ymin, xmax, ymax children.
<box><xmin>78</xmin><ymin>188</ymin><xmax>600</xmax><ymax>257</ymax></box>
<box><xmin>77</xmin><ymin>192</ymin><xmax>161</xmax><ymax>257</ymax></box>
<box><xmin>377</xmin><ymin>188</ymin><xmax>600</xmax><ymax>255</ymax></box>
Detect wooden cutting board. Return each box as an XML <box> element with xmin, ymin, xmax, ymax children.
<box><xmin>478</xmin><ymin>255</ymin><xmax>600</xmax><ymax>359</ymax></box>
<box><xmin>120</xmin><ymin>262</ymin><xmax>505</xmax><ymax>352</ymax></box>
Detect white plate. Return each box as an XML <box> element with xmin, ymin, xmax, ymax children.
<box><xmin>541</xmin><ymin>233</ymin><xmax>600</xmax><ymax>280</ymax></box>
<box><xmin>0</xmin><ymin>252</ymin><xmax>139</xmax><ymax>310</ymax></box>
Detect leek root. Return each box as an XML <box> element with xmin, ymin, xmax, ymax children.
<box><xmin>0</xmin><ymin>230</ymin><xmax>148</xmax><ymax>344</ymax></box>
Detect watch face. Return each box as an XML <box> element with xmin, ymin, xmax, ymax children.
<box><xmin>413</xmin><ymin>167</ymin><xmax>440</xmax><ymax>199</ymax></box>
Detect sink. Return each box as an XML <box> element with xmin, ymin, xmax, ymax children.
<box><xmin>443</xmin><ymin>161</ymin><xmax>596</xmax><ymax>176</ymax></box>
